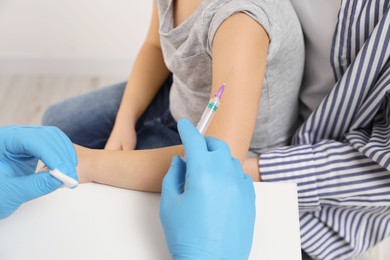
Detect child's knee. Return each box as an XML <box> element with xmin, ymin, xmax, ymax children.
<box><xmin>41</xmin><ymin>102</ymin><xmax>78</xmax><ymax>135</ymax></box>
<box><xmin>42</xmin><ymin>104</ymin><xmax>63</xmax><ymax>127</ymax></box>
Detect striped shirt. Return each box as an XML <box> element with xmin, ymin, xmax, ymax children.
<box><xmin>259</xmin><ymin>1</ymin><xmax>390</xmax><ymax>259</ymax></box>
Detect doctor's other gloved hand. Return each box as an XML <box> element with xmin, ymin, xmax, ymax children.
<box><xmin>160</xmin><ymin>119</ymin><xmax>256</xmax><ymax>260</ymax></box>
<box><xmin>0</xmin><ymin>126</ymin><xmax>78</xmax><ymax>219</ymax></box>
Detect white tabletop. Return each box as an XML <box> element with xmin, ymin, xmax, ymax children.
<box><xmin>0</xmin><ymin>182</ymin><xmax>301</xmax><ymax>259</ymax></box>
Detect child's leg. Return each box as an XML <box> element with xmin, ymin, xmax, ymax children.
<box><xmin>135</xmin><ymin>75</ymin><xmax>181</xmax><ymax>149</ymax></box>
<box><xmin>42</xmin><ymin>76</ymin><xmax>180</xmax><ymax>150</ymax></box>
<box><xmin>42</xmin><ymin>82</ymin><xmax>126</xmax><ymax>149</ymax></box>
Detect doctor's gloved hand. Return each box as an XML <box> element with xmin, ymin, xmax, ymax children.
<box><xmin>160</xmin><ymin>119</ymin><xmax>256</xmax><ymax>260</ymax></box>
<box><xmin>0</xmin><ymin>126</ymin><xmax>78</xmax><ymax>219</ymax></box>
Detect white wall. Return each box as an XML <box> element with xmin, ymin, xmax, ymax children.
<box><xmin>0</xmin><ymin>0</ymin><xmax>153</xmax><ymax>76</ymax></box>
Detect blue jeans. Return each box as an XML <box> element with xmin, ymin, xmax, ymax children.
<box><xmin>42</xmin><ymin>76</ymin><xmax>181</xmax><ymax>149</ymax></box>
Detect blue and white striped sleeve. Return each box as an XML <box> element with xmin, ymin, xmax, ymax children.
<box><xmin>262</xmin><ymin>0</ymin><xmax>390</xmax><ymax>214</ymax></box>
<box><xmin>299</xmin><ymin>206</ymin><xmax>390</xmax><ymax>259</ymax></box>
<box><xmin>260</xmin><ymin>1</ymin><xmax>390</xmax><ymax>259</ymax></box>
<box><xmin>259</xmin><ymin>140</ymin><xmax>390</xmax><ymax>212</ymax></box>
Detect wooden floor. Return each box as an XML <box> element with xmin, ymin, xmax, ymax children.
<box><xmin>0</xmin><ymin>75</ymin><xmax>124</xmax><ymax>126</ymax></box>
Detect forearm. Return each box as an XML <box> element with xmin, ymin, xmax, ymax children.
<box><xmin>76</xmin><ymin>144</ymin><xmax>183</xmax><ymax>192</ymax></box>
<box><xmin>116</xmin><ymin>2</ymin><xmax>170</xmax><ymax>124</ymax></box>
<box><xmin>117</xmin><ymin>43</ymin><xmax>170</xmax><ymax>124</ymax></box>
<box><xmin>259</xmin><ymin>140</ymin><xmax>390</xmax><ymax>211</ymax></box>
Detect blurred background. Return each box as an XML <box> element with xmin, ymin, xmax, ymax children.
<box><xmin>0</xmin><ymin>1</ymin><xmax>388</xmax><ymax>259</ymax></box>
<box><xmin>0</xmin><ymin>0</ymin><xmax>151</xmax><ymax>125</ymax></box>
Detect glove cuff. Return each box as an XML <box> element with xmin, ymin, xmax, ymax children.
<box><xmin>170</xmin><ymin>244</ymin><xmax>223</xmax><ymax>260</ymax></box>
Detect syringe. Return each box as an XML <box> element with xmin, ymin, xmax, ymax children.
<box><xmin>196</xmin><ymin>83</ymin><xmax>225</xmax><ymax>135</ymax></box>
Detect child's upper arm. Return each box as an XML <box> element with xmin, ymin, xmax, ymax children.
<box><xmin>144</xmin><ymin>2</ymin><xmax>162</xmax><ymax>48</ymax></box>
<box><xmin>205</xmin><ymin>12</ymin><xmax>270</xmax><ymax>163</ymax></box>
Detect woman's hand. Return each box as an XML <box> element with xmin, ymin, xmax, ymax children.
<box><xmin>0</xmin><ymin>126</ymin><xmax>77</xmax><ymax>219</ymax></box>
<box><xmin>160</xmin><ymin>119</ymin><xmax>256</xmax><ymax>259</ymax></box>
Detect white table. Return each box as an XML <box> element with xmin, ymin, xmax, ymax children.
<box><xmin>0</xmin><ymin>182</ymin><xmax>301</xmax><ymax>259</ymax></box>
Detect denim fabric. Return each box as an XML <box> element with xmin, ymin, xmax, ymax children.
<box><xmin>42</xmin><ymin>76</ymin><xmax>181</xmax><ymax>150</ymax></box>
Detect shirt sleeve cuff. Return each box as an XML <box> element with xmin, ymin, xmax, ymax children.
<box><xmin>259</xmin><ymin>139</ymin><xmax>388</xmax><ymax>212</ymax></box>
<box><xmin>259</xmin><ymin>143</ymin><xmax>322</xmax><ymax>212</ymax></box>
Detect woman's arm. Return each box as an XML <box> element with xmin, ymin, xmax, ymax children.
<box><xmin>105</xmin><ymin>2</ymin><xmax>171</xmax><ymax>150</ymax></box>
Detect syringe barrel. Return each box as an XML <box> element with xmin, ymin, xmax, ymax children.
<box><xmin>196</xmin><ymin>97</ymin><xmax>220</xmax><ymax>135</ymax></box>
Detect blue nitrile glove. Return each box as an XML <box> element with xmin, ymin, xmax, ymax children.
<box><xmin>160</xmin><ymin>119</ymin><xmax>256</xmax><ymax>260</ymax></box>
<box><xmin>0</xmin><ymin>126</ymin><xmax>78</xmax><ymax>219</ymax></box>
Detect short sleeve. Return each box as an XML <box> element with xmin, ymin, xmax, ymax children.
<box><xmin>204</xmin><ymin>0</ymin><xmax>272</xmax><ymax>57</ymax></box>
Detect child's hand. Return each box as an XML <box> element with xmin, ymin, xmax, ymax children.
<box><xmin>105</xmin><ymin>120</ymin><xmax>137</xmax><ymax>151</ymax></box>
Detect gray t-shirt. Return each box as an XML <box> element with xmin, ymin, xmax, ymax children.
<box><xmin>157</xmin><ymin>0</ymin><xmax>304</xmax><ymax>156</ymax></box>
<box><xmin>289</xmin><ymin>0</ymin><xmax>341</xmax><ymax>121</ymax></box>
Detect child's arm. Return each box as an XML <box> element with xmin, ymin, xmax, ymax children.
<box><xmin>76</xmin><ymin>144</ymin><xmax>183</xmax><ymax>192</ymax></box>
<box><xmin>77</xmin><ymin>12</ymin><xmax>268</xmax><ymax>190</ymax></box>
<box><xmin>105</xmin><ymin>2</ymin><xmax>171</xmax><ymax>150</ymax></box>
<box><xmin>206</xmin><ymin>12</ymin><xmax>269</xmax><ymax>164</ymax></box>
